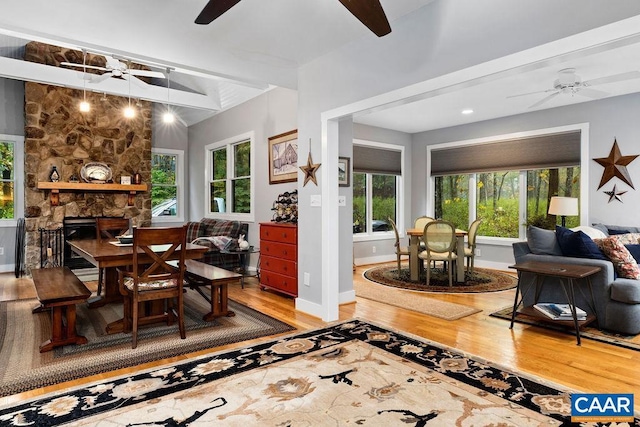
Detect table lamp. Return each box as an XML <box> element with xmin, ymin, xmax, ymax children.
<box><xmin>548</xmin><ymin>196</ymin><xmax>579</xmax><ymax>227</ymax></box>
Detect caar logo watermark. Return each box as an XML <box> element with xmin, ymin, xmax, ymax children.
<box><xmin>571</xmin><ymin>393</ymin><xmax>634</xmax><ymax>422</ymax></box>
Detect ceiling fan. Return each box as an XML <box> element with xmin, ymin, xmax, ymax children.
<box><xmin>509</xmin><ymin>68</ymin><xmax>640</xmax><ymax>109</ymax></box>
<box><xmin>195</xmin><ymin>0</ymin><xmax>392</xmax><ymax>37</ymax></box>
<box><xmin>61</xmin><ymin>55</ymin><xmax>166</xmax><ymax>84</ymax></box>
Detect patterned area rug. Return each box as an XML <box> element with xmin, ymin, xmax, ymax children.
<box><xmin>0</xmin><ymin>292</ymin><xmax>294</xmax><ymax>397</ymax></box>
<box><xmin>1</xmin><ymin>319</ymin><xmax>632</xmax><ymax>426</ymax></box>
<box><xmin>364</xmin><ymin>264</ymin><xmax>517</xmax><ymax>292</ymax></box>
<box><xmin>491</xmin><ymin>306</ymin><xmax>640</xmax><ymax>352</ymax></box>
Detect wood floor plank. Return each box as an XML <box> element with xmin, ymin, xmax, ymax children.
<box><xmin>1</xmin><ymin>265</ymin><xmax>639</xmax><ymax>413</ymax></box>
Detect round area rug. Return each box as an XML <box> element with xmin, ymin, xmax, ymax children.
<box><xmin>363</xmin><ymin>264</ymin><xmax>517</xmax><ymax>293</ymax></box>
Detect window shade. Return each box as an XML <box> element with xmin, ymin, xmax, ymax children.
<box><xmin>430</xmin><ymin>131</ymin><xmax>581</xmax><ymax>176</ymax></box>
<box><xmin>353</xmin><ymin>145</ymin><xmax>402</xmax><ymax>175</ymax></box>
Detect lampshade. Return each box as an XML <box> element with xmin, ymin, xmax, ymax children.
<box><xmin>548</xmin><ymin>197</ymin><xmax>579</xmax><ymax>216</ymax></box>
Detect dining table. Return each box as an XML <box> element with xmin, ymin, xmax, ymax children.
<box><xmin>405</xmin><ymin>227</ymin><xmax>468</xmax><ymax>283</ymax></box>
<box><xmin>68</xmin><ymin>238</ymin><xmax>209</xmax><ymax>334</ymax></box>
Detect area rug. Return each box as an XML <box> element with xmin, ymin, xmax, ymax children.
<box><xmin>0</xmin><ymin>292</ymin><xmax>294</xmax><ymax>397</ymax></box>
<box><xmin>364</xmin><ymin>263</ymin><xmax>517</xmax><ymax>292</ymax></box>
<box><xmin>491</xmin><ymin>306</ymin><xmax>640</xmax><ymax>352</ymax></box>
<box><xmin>1</xmin><ymin>319</ymin><xmax>632</xmax><ymax>426</ymax></box>
<box><xmin>354</xmin><ymin>281</ymin><xmax>481</xmax><ymax>320</ymax></box>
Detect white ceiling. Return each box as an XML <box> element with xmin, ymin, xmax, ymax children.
<box><xmin>0</xmin><ymin>1</ymin><xmax>639</xmax><ymax>131</ymax></box>
<box><xmin>355</xmin><ymin>36</ymin><xmax>640</xmax><ymax>133</ymax></box>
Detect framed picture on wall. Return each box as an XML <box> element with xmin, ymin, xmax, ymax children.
<box><xmin>338</xmin><ymin>156</ymin><xmax>350</xmax><ymax>187</ymax></box>
<box><xmin>268</xmin><ymin>129</ymin><xmax>298</xmax><ymax>184</ymax></box>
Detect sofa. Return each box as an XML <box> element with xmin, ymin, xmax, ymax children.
<box><xmin>512</xmin><ymin>224</ymin><xmax>640</xmax><ymax>335</ymax></box>
<box><xmin>185</xmin><ymin>218</ymin><xmax>249</xmax><ymax>271</ymax></box>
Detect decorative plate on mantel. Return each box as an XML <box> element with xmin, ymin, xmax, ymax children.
<box><xmin>80</xmin><ymin>162</ymin><xmax>112</xmax><ymax>184</ymax></box>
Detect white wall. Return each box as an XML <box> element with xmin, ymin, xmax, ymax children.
<box><xmin>295</xmin><ymin>0</ymin><xmax>640</xmax><ymax>319</ymax></box>
<box><xmin>150</xmin><ymin>104</ymin><xmax>190</xmax><ymax>227</ymax></box>
<box><xmin>187</xmin><ymin>87</ymin><xmax>298</xmax><ymax>263</ymax></box>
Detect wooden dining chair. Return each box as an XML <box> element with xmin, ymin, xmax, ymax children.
<box><xmin>95</xmin><ymin>217</ymin><xmax>130</xmax><ymax>297</ymax></box>
<box><xmin>418</xmin><ymin>220</ymin><xmax>457</xmax><ymax>287</ymax></box>
<box><xmin>117</xmin><ymin>225</ymin><xmax>187</xmax><ymax>349</ymax></box>
<box><xmin>464</xmin><ymin>219</ymin><xmax>482</xmax><ymax>275</ymax></box>
<box><xmin>388</xmin><ymin>217</ymin><xmax>410</xmax><ymax>277</ymax></box>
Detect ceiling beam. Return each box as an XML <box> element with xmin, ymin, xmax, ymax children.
<box><xmin>0</xmin><ymin>56</ymin><xmax>221</xmax><ymax>111</ymax></box>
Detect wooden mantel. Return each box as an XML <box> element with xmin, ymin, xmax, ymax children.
<box><xmin>37</xmin><ymin>182</ymin><xmax>148</xmax><ymax>206</ymax></box>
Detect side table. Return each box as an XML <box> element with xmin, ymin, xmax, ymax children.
<box><xmin>509</xmin><ymin>261</ymin><xmax>600</xmax><ymax>345</ymax></box>
<box><xmin>220</xmin><ymin>246</ymin><xmax>260</xmax><ymax>288</ymax></box>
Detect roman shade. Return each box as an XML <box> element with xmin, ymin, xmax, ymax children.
<box><xmin>353</xmin><ymin>145</ymin><xmax>402</xmax><ymax>175</ymax></box>
<box><xmin>430</xmin><ymin>131</ymin><xmax>581</xmax><ymax>176</ymax></box>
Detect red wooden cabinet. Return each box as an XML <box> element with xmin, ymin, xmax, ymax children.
<box><xmin>260</xmin><ymin>222</ymin><xmax>297</xmax><ymax>297</ymax></box>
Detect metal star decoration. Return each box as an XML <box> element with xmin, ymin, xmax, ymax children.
<box><xmin>593</xmin><ymin>139</ymin><xmax>639</xmax><ymax>189</ymax></box>
<box><xmin>604</xmin><ymin>184</ymin><xmax>627</xmax><ymax>203</ymax></box>
<box><xmin>299</xmin><ymin>152</ymin><xmax>321</xmax><ymax>186</ymax></box>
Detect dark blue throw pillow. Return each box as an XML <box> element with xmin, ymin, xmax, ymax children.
<box><xmin>625</xmin><ymin>244</ymin><xmax>640</xmax><ymax>263</ymax></box>
<box><xmin>609</xmin><ymin>229</ymin><xmax>631</xmax><ymax>235</ymax></box>
<box><xmin>555</xmin><ymin>226</ymin><xmax>608</xmax><ymax>260</ymax></box>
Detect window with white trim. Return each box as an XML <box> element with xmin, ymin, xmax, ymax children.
<box><xmin>352</xmin><ymin>140</ymin><xmax>404</xmax><ymax>237</ymax></box>
<box><xmin>430</xmin><ymin>126</ymin><xmax>585</xmax><ymax>239</ymax></box>
<box><xmin>151</xmin><ymin>148</ymin><xmax>184</xmax><ymax>222</ymax></box>
<box><xmin>205</xmin><ymin>132</ymin><xmax>254</xmax><ymax>221</ymax></box>
<box><xmin>0</xmin><ymin>134</ymin><xmax>24</xmax><ymax>226</ymax></box>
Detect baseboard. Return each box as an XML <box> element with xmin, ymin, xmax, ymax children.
<box><xmin>0</xmin><ymin>264</ymin><xmax>14</xmax><ymax>273</ymax></box>
<box><xmin>474</xmin><ymin>259</ymin><xmax>512</xmax><ymax>271</ymax></box>
<box><xmin>339</xmin><ymin>289</ymin><xmax>356</xmax><ymax>304</ymax></box>
<box><xmin>294</xmin><ymin>297</ymin><xmax>323</xmax><ymax>319</ymax></box>
<box><xmin>354</xmin><ymin>254</ymin><xmax>397</xmax><ymax>266</ymax></box>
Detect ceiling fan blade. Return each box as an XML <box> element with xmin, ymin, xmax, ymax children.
<box><xmin>583</xmin><ymin>70</ymin><xmax>640</xmax><ymax>87</ymax></box>
<box><xmin>528</xmin><ymin>91</ymin><xmax>560</xmax><ymax>109</ymax></box>
<box><xmin>577</xmin><ymin>87</ymin><xmax>608</xmax><ymax>99</ymax></box>
<box><xmin>60</xmin><ymin>62</ymin><xmax>108</xmax><ymax>72</ymax></box>
<box><xmin>195</xmin><ymin>0</ymin><xmax>241</xmax><ymax>24</ymax></box>
<box><xmin>506</xmin><ymin>89</ymin><xmax>554</xmax><ymax>99</ymax></box>
<box><xmin>104</xmin><ymin>55</ymin><xmax>125</xmax><ymax>70</ymax></box>
<box><xmin>128</xmin><ymin>69</ymin><xmax>166</xmax><ymax>79</ymax></box>
<box><xmin>90</xmin><ymin>72</ymin><xmax>113</xmax><ymax>84</ymax></box>
<box><xmin>338</xmin><ymin>0</ymin><xmax>391</xmax><ymax>37</ymax></box>
<box><xmin>123</xmin><ymin>73</ymin><xmax>149</xmax><ymax>87</ymax></box>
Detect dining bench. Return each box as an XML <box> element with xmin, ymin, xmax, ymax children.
<box><xmin>31</xmin><ymin>267</ymin><xmax>92</xmax><ymax>353</ymax></box>
<box><xmin>183</xmin><ymin>260</ymin><xmax>242</xmax><ymax>321</ymax></box>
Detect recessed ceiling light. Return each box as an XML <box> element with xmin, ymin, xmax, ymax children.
<box><xmin>461</xmin><ymin>109</ymin><xmax>474</xmax><ymax>115</ymax></box>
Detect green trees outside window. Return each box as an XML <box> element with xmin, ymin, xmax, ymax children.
<box><xmin>434</xmin><ymin>167</ymin><xmax>580</xmax><ymax>237</ymax></box>
<box><xmin>151</xmin><ymin>153</ymin><xmax>178</xmax><ymax>217</ymax></box>
<box><xmin>210</xmin><ymin>139</ymin><xmax>251</xmax><ymax>214</ymax></box>
<box><xmin>353</xmin><ymin>172</ymin><xmax>397</xmax><ymax>234</ymax></box>
<box><xmin>0</xmin><ymin>142</ymin><xmax>15</xmax><ymax>220</ymax></box>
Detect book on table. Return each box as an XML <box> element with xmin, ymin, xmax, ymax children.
<box><xmin>533</xmin><ymin>303</ymin><xmax>587</xmax><ymax>320</ymax></box>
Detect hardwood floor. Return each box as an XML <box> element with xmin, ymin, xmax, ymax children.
<box><xmin>1</xmin><ymin>264</ymin><xmax>639</xmax><ymax>413</ymax></box>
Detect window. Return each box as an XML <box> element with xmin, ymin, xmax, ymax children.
<box><xmin>430</xmin><ymin>127</ymin><xmax>584</xmax><ymax>240</ymax></box>
<box><xmin>352</xmin><ymin>141</ymin><xmax>404</xmax><ymax>237</ymax></box>
<box><xmin>0</xmin><ymin>135</ymin><xmax>24</xmax><ymax>226</ymax></box>
<box><xmin>205</xmin><ymin>132</ymin><xmax>254</xmax><ymax>221</ymax></box>
<box><xmin>151</xmin><ymin>148</ymin><xmax>184</xmax><ymax>222</ymax></box>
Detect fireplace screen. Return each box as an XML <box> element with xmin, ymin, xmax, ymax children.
<box><xmin>39</xmin><ymin>227</ymin><xmax>63</xmax><ymax>268</ymax></box>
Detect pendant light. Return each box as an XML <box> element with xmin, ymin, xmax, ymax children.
<box><xmin>79</xmin><ymin>49</ymin><xmax>90</xmax><ymax>113</ymax></box>
<box><xmin>123</xmin><ymin>65</ymin><xmax>135</xmax><ymax>118</ymax></box>
<box><xmin>163</xmin><ymin>67</ymin><xmax>175</xmax><ymax>123</ymax></box>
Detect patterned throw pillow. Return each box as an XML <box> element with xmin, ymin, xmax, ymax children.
<box><xmin>608</xmin><ymin>232</ymin><xmax>640</xmax><ymax>245</ymax></box>
<box><xmin>594</xmin><ymin>237</ymin><xmax>640</xmax><ymax>279</ymax></box>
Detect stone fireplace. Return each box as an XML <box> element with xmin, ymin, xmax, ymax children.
<box><xmin>23</xmin><ymin>42</ymin><xmax>152</xmax><ymax>271</ymax></box>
